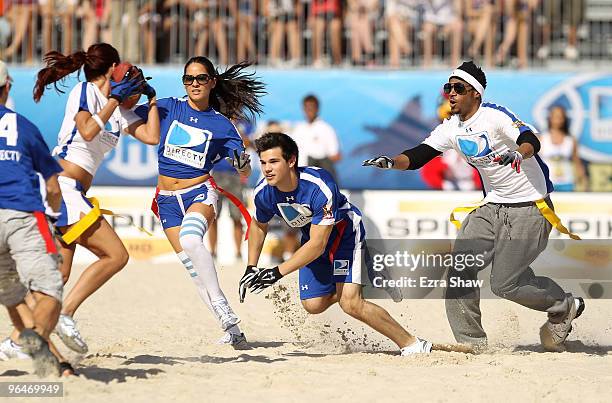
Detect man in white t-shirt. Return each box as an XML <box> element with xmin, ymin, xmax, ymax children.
<box><xmin>363</xmin><ymin>61</ymin><xmax>584</xmax><ymax>352</ymax></box>
<box><xmin>291</xmin><ymin>94</ymin><xmax>341</xmax><ymax>181</ymax></box>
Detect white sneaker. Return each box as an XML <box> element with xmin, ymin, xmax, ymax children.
<box><xmin>564</xmin><ymin>46</ymin><xmax>578</xmax><ymax>60</ymax></box>
<box><xmin>212</xmin><ymin>300</ymin><xmax>241</xmax><ymax>331</ymax></box>
<box><xmin>540</xmin><ymin>297</ymin><xmax>585</xmax><ymax>352</ymax></box>
<box><xmin>400</xmin><ymin>338</ymin><xmax>433</xmax><ymax>355</ymax></box>
<box><xmin>55</xmin><ymin>314</ymin><xmax>88</xmax><ymax>354</ymax></box>
<box><xmin>0</xmin><ymin>337</ymin><xmax>30</xmax><ymax>360</ymax></box>
<box><xmin>217</xmin><ymin>331</ymin><xmax>250</xmax><ymax>350</ymax></box>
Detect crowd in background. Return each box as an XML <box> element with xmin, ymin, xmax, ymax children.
<box><xmin>0</xmin><ymin>0</ymin><xmax>608</xmax><ymax>68</ymax></box>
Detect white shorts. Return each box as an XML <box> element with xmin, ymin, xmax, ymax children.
<box><xmin>56</xmin><ymin>176</ymin><xmax>93</xmax><ymax>227</ymax></box>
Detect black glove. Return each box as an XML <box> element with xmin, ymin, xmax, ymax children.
<box><xmin>249</xmin><ymin>266</ymin><xmax>283</xmax><ymax>294</ymax></box>
<box><xmin>135</xmin><ymin>67</ymin><xmax>156</xmax><ymax>100</ymax></box>
<box><xmin>494</xmin><ymin>150</ymin><xmax>523</xmax><ymax>173</ymax></box>
<box><xmin>362</xmin><ymin>155</ymin><xmax>394</xmax><ymax>169</ymax></box>
<box><xmin>226</xmin><ymin>149</ymin><xmax>251</xmax><ymax>173</ymax></box>
<box><xmin>109</xmin><ymin>75</ymin><xmax>146</xmax><ymax>103</ymax></box>
<box><xmin>239</xmin><ymin>265</ymin><xmax>259</xmax><ymax>303</ymax></box>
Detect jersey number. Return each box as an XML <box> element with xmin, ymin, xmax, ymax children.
<box><xmin>0</xmin><ymin>113</ymin><xmax>17</xmax><ymax>146</ymax></box>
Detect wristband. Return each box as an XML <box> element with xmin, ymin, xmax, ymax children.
<box><xmin>92</xmin><ymin>114</ymin><xmax>105</xmax><ymax>131</ymax></box>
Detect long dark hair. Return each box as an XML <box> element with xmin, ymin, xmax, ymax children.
<box><xmin>33</xmin><ymin>43</ymin><xmax>120</xmax><ymax>102</ymax></box>
<box><xmin>184</xmin><ymin>57</ymin><xmax>266</xmax><ymax>121</ymax></box>
<box><xmin>547</xmin><ymin>105</ymin><xmax>570</xmax><ymax>135</ymax></box>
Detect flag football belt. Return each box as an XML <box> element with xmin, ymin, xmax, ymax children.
<box><xmin>449</xmin><ymin>198</ymin><xmax>581</xmax><ymax>240</ymax></box>
<box><xmin>150</xmin><ymin>176</ymin><xmax>252</xmax><ymax>240</ymax></box>
<box><xmin>61</xmin><ymin>197</ymin><xmax>152</xmax><ymax>244</ymax></box>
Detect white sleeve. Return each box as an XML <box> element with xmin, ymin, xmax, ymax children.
<box><xmin>78</xmin><ymin>83</ymin><xmax>99</xmax><ymax>114</ymax></box>
<box><xmin>490</xmin><ymin>106</ymin><xmax>538</xmax><ymax>143</ymax></box>
<box><xmin>118</xmin><ymin>106</ymin><xmax>143</xmax><ymax>129</ymax></box>
<box><xmin>422</xmin><ymin>123</ymin><xmax>453</xmax><ymax>152</ymax></box>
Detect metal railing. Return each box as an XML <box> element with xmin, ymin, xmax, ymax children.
<box><xmin>0</xmin><ymin>0</ymin><xmax>610</xmax><ymax>69</ymax></box>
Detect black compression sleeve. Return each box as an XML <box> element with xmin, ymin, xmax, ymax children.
<box><xmin>516</xmin><ymin>130</ymin><xmax>541</xmax><ymax>154</ymax></box>
<box><xmin>401</xmin><ymin>144</ymin><xmax>442</xmax><ymax>170</ymax></box>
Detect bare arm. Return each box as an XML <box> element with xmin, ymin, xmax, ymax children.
<box><xmin>45</xmin><ymin>174</ymin><xmax>61</xmax><ymax>213</ymax></box>
<box><xmin>74</xmin><ymin>98</ymin><xmax>120</xmax><ymax>141</ymax></box>
<box><xmin>125</xmin><ymin>98</ymin><xmax>160</xmax><ymax>145</ymax></box>
<box><xmin>247</xmin><ymin>219</ymin><xmax>269</xmax><ymax>266</ymax></box>
<box><xmin>277</xmin><ymin>224</ymin><xmax>333</xmax><ymax>276</ymax></box>
<box><xmin>517</xmin><ymin>142</ymin><xmax>535</xmax><ymax>159</ymax></box>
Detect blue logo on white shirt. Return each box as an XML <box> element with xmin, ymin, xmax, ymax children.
<box><xmin>167</xmin><ymin>121</ymin><xmax>208</xmax><ymax>147</ymax></box>
<box><xmin>458</xmin><ymin>133</ymin><xmax>492</xmax><ymax>157</ymax></box>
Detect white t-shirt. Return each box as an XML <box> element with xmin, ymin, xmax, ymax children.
<box><xmin>539</xmin><ymin>133</ymin><xmax>575</xmax><ymax>187</ymax></box>
<box><xmin>423</xmin><ymin>103</ymin><xmax>553</xmax><ymax>203</ymax></box>
<box><xmin>53</xmin><ymin>82</ymin><xmax>141</xmax><ymax>176</ymax></box>
<box><xmin>291</xmin><ymin>117</ymin><xmax>340</xmax><ymax>167</ymax></box>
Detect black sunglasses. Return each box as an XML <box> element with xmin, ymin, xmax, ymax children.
<box><xmin>443</xmin><ymin>82</ymin><xmax>473</xmax><ymax>95</ymax></box>
<box><xmin>182</xmin><ymin>73</ymin><xmax>213</xmax><ymax>85</ymax></box>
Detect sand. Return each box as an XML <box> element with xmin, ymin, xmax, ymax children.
<box><xmin>1</xmin><ymin>259</ymin><xmax>611</xmax><ymax>402</ymax></box>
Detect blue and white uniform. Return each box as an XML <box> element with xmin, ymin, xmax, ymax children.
<box><xmin>135</xmin><ymin>97</ymin><xmax>246</xmax><ymax>229</ymax></box>
<box><xmin>423</xmin><ymin>102</ymin><xmax>553</xmax><ymax>203</ymax></box>
<box><xmin>0</xmin><ymin>105</ymin><xmax>62</xmax><ymax>213</ymax></box>
<box><xmin>253</xmin><ymin>167</ymin><xmax>365</xmax><ymax>300</ymax></box>
<box><xmin>0</xmin><ymin>105</ymin><xmax>63</xmax><ymax>304</ymax></box>
<box><xmin>53</xmin><ymin>82</ymin><xmax>142</xmax><ymax>227</ymax></box>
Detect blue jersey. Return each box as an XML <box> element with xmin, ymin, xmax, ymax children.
<box><xmin>0</xmin><ymin>105</ymin><xmax>62</xmax><ymax>212</ymax></box>
<box><xmin>253</xmin><ymin>167</ymin><xmax>364</xmax><ymax>247</ymax></box>
<box><xmin>135</xmin><ymin>97</ymin><xmax>245</xmax><ymax>179</ymax></box>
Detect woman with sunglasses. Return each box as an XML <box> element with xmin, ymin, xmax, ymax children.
<box><xmin>135</xmin><ymin>57</ymin><xmax>265</xmax><ymax>348</ymax></box>
<box><xmin>31</xmin><ymin>43</ymin><xmax>160</xmax><ymax>354</ymax></box>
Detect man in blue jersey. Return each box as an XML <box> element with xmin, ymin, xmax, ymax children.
<box><xmin>0</xmin><ymin>61</ymin><xmax>65</xmax><ymax>376</ymax></box>
<box><xmin>239</xmin><ymin>132</ymin><xmax>433</xmax><ymax>355</ymax></box>
<box><xmin>363</xmin><ymin>61</ymin><xmax>584</xmax><ymax>352</ymax></box>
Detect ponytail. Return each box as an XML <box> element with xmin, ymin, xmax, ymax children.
<box><xmin>33</xmin><ymin>43</ymin><xmax>120</xmax><ymax>103</ymax></box>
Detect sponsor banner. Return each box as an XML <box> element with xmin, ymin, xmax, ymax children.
<box><xmin>71</xmin><ymin>188</ymin><xmax>611</xmax><ymax>263</ymax></box>
<box><xmin>8</xmin><ymin>68</ymin><xmax>611</xmax><ymax>189</ymax></box>
<box><xmin>355</xmin><ymin>190</ymin><xmax>612</xmax><ymax>240</ymax></box>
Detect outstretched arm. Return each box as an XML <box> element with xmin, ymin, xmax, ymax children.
<box><xmin>363</xmin><ymin>144</ymin><xmax>442</xmax><ymax>171</ymax></box>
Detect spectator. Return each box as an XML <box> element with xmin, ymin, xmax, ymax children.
<box><xmin>537</xmin><ymin>0</ymin><xmax>585</xmax><ymax>61</ymax></box>
<box><xmin>232</xmin><ymin>0</ymin><xmax>257</xmax><ymax>63</ymax></box>
<box><xmin>4</xmin><ymin>0</ymin><xmax>37</xmax><ymax>64</ymax></box>
<box><xmin>309</xmin><ymin>0</ymin><xmax>342</xmax><ymax>67</ymax></box>
<box><xmin>291</xmin><ymin>94</ymin><xmax>341</xmax><ymax>181</ymax></box>
<box><xmin>465</xmin><ymin>0</ymin><xmax>495</xmax><ymax>67</ymax></box>
<box><xmin>78</xmin><ymin>0</ymin><xmax>99</xmax><ymax>51</ymax></box>
<box><xmin>495</xmin><ymin>0</ymin><xmax>537</xmax><ymax>68</ymax></box>
<box><xmin>139</xmin><ymin>0</ymin><xmax>163</xmax><ymax>64</ymax></box>
<box><xmin>109</xmin><ymin>0</ymin><xmax>139</xmax><ymax>61</ymax></box>
<box><xmin>265</xmin><ymin>0</ymin><xmax>301</xmax><ymax>67</ymax></box>
<box><xmin>421</xmin><ymin>0</ymin><xmax>463</xmax><ymax>68</ymax></box>
<box><xmin>385</xmin><ymin>0</ymin><xmax>417</xmax><ymax>68</ymax></box>
<box><xmin>191</xmin><ymin>0</ymin><xmax>229</xmax><ymax>65</ymax></box>
<box><xmin>346</xmin><ymin>0</ymin><xmax>378</xmax><ymax>66</ymax></box>
<box><xmin>538</xmin><ymin>106</ymin><xmax>588</xmax><ymax>191</ymax></box>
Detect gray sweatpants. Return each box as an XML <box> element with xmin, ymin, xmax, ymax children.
<box><xmin>444</xmin><ymin>199</ymin><xmax>571</xmax><ymax>346</ymax></box>
<box><xmin>0</xmin><ymin>209</ymin><xmax>63</xmax><ymax>306</ymax></box>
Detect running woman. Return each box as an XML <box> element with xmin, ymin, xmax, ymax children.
<box><xmin>240</xmin><ymin>132</ymin><xmax>433</xmax><ymax>355</ymax></box>
<box><xmin>363</xmin><ymin>61</ymin><xmax>584</xmax><ymax>352</ymax></box>
<box><xmin>32</xmin><ymin>43</ymin><xmax>160</xmax><ymax>354</ymax></box>
<box><xmin>135</xmin><ymin>57</ymin><xmax>265</xmax><ymax>348</ymax></box>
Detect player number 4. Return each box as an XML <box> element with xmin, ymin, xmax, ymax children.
<box><xmin>0</xmin><ymin>113</ymin><xmax>18</xmax><ymax>146</ymax></box>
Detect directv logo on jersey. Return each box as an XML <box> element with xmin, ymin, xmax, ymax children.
<box><xmin>164</xmin><ymin>121</ymin><xmax>212</xmax><ymax>169</ymax></box>
<box><xmin>457</xmin><ymin>132</ymin><xmax>498</xmax><ymax>166</ymax></box>
<box><xmin>278</xmin><ymin>203</ymin><xmax>313</xmax><ymax>227</ymax></box>
<box><xmin>333</xmin><ymin>260</ymin><xmax>349</xmax><ymax>275</ymax></box>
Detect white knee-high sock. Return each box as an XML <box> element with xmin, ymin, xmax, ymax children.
<box><xmin>179</xmin><ymin>212</ymin><xmax>226</xmax><ymax>304</ymax></box>
<box><xmin>177</xmin><ymin>251</ymin><xmax>214</xmax><ymax>311</ymax></box>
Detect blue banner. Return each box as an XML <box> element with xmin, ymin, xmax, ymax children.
<box><xmin>7</xmin><ymin>67</ymin><xmax>612</xmax><ymax>189</ymax></box>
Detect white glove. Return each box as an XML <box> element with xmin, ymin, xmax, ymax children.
<box><xmin>362</xmin><ymin>155</ymin><xmax>395</xmax><ymax>169</ymax></box>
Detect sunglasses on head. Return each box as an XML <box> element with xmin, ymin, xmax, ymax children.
<box><xmin>443</xmin><ymin>82</ymin><xmax>473</xmax><ymax>95</ymax></box>
<box><xmin>182</xmin><ymin>73</ymin><xmax>212</xmax><ymax>85</ymax></box>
